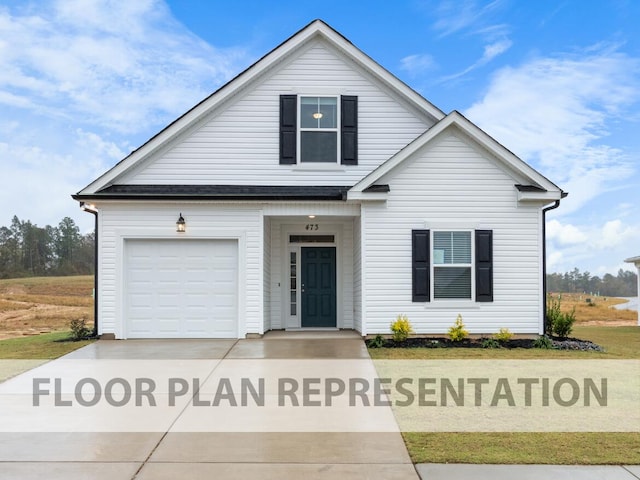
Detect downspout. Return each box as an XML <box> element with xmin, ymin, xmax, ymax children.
<box><xmin>80</xmin><ymin>202</ymin><xmax>99</xmax><ymax>337</ymax></box>
<box><xmin>542</xmin><ymin>199</ymin><xmax>562</xmax><ymax>335</ymax></box>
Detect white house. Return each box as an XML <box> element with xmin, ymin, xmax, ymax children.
<box><xmin>74</xmin><ymin>20</ymin><xmax>565</xmax><ymax>339</ymax></box>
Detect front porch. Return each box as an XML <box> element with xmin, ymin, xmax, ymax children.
<box><xmin>262</xmin><ymin>209</ymin><xmax>363</xmax><ymax>336</ymax></box>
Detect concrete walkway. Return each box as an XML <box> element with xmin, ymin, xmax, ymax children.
<box><xmin>1</xmin><ymin>333</ymin><xmax>638</xmax><ymax>479</ymax></box>
<box><xmin>0</xmin><ymin>332</ymin><xmax>417</xmax><ymax>479</ymax></box>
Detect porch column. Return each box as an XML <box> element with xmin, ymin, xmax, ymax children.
<box><xmin>624</xmin><ymin>256</ymin><xmax>640</xmax><ymax>326</ymax></box>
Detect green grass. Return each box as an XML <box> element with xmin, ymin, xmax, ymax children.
<box><xmin>403</xmin><ymin>432</ymin><xmax>640</xmax><ymax>464</ymax></box>
<box><xmin>0</xmin><ymin>331</ymin><xmax>95</xmax><ymax>381</ymax></box>
<box><xmin>370</xmin><ymin>325</ymin><xmax>640</xmax><ymax>464</ymax></box>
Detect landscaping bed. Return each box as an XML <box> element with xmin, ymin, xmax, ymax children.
<box><xmin>368</xmin><ymin>336</ymin><xmax>604</xmax><ymax>351</ymax></box>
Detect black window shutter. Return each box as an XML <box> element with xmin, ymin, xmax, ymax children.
<box><xmin>475</xmin><ymin>230</ymin><xmax>493</xmax><ymax>302</ymax></box>
<box><xmin>412</xmin><ymin>229</ymin><xmax>430</xmax><ymax>302</ymax></box>
<box><xmin>280</xmin><ymin>95</ymin><xmax>297</xmax><ymax>165</ymax></box>
<box><xmin>341</xmin><ymin>95</ymin><xmax>358</xmax><ymax>165</ymax></box>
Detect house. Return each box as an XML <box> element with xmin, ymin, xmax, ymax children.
<box><xmin>73</xmin><ymin>20</ymin><xmax>565</xmax><ymax>339</ymax></box>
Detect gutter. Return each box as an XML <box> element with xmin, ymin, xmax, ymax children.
<box><xmin>542</xmin><ymin>198</ymin><xmax>563</xmax><ymax>335</ymax></box>
<box><xmin>80</xmin><ymin>202</ymin><xmax>99</xmax><ymax>337</ymax></box>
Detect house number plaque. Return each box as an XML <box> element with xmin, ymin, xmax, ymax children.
<box><xmin>305</xmin><ymin>224</ymin><xmax>319</xmax><ymax>231</ymax></box>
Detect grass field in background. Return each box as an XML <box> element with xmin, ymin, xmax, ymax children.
<box><xmin>0</xmin><ymin>276</ymin><xmax>94</xmax><ymax>339</ymax></box>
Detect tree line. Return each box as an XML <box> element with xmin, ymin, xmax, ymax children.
<box><xmin>547</xmin><ymin>268</ymin><xmax>638</xmax><ymax>297</ymax></box>
<box><xmin>0</xmin><ymin>216</ymin><xmax>94</xmax><ymax>278</ymax></box>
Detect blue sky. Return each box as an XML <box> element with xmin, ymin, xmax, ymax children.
<box><xmin>1</xmin><ymin>0</ymin><xmax>639</xmax><ymax>276</ymax></box>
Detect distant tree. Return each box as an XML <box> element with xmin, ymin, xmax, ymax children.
<box><xmin>0</xmin><ymin>215</ymin><xmax>94</xmax><ymax>279</ymax></box>
<box><xmin>547</xmin><ymin>267</ymin><xmax>637</xmax><ymax>297</ymax></box>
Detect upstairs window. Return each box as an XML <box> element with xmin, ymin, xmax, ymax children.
<box><xmin>280</xmin><ymin>94</ymin><xmax>358</xmax><ymax>166</ymax></box>
<box><xmin>300</xmin><ymin>96</ymin><xmax>338</xmax><ymax>163</ymax></box>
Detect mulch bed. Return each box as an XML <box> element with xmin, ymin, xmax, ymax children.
<box><xmin>369</xmin><ymin>336</ymin><xmax>604</xmax><ymax>351</ymax></box>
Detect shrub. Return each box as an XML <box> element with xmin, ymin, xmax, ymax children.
<box><xmin>390</xmin><ymin>314</ymin><xmax>413</xmax><ymax>342</ymax></box>
<box><xmin>69</xmin><ymin>318</ymin><xmax>92</xmax><ymax>341</ymax></box>
<box><xmin>448</xmin><ymin>314</ymin><xmax>468</xmax><ymax>342</ymax></box>
<box><xmin>481</xmin><ymin>337</ymin><xmax>501</xmax><ymax>349</ymax></box>
<box><xmin>553</xmin><ymin>307</ymin><xmax>576</xmax><ymax>339</ymax></box>
<box><xmin>493</xmin><ymin>328</ymin><xmax>513</xmax><ymax>342</ymax></box>
<box><xmin>368</xmin><ymin>334</ymin><xmax>385</xmax><ymax>348</ymax></box>
<box><xmin>533</xmin><ymin>335</ymin><xmax>554</xmax><ymax>349</ymax></box>
<box><xmin>546</xmin><ymin>294</ymin><xmax>562</xmax><ymax>336</ymax></box>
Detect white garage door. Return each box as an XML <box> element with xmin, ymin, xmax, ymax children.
<box><xmin>125</xmin><ymin>239</ymin><xmax>238</xmax><ymax>338</ymax></box>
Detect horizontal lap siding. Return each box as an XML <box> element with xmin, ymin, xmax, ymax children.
<box><xmin>121</xmin><ymin>40</ymin><xmax>431</xmax><ymax>186</ymax></box>
<box><xmin>353</xmin><ymin>217</ymin><xmax>362</xmax><ymax>333</ymax></box>
<box><xmin>363</xmin><ymin>133</ymin><xmax>542</xmax><ymax>334</ymax></box>
<box><xmin>97</xmin><ymin>203</ymin><xmax>263</xmax><ymax>337</ymax></box>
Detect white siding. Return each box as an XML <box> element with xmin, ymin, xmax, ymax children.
<box><xmin>362</xmin><ymin>132</ymin><xmax>544</xmax><ymax>334</ymax></box>
<box><xmin>96</xmin><ymin>202</ymin><xmax>263</xmax><ymax>338</ymax></box>
<box><xmin>263</xmin><ymin>216</ymin><xmax>272</xmax><ymax>331</ymax></box>
<box><xmin>119</xmin><ymin>39</ymin><xmax>432</xmax><ymax>187</ymax></box>
<box><xmin>353</xmin><ymin>216</ymin><xmax>362</xmax><ymax>333</ymax></box>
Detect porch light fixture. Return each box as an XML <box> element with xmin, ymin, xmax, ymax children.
<box><xmin>308</xmin><ymin>215</ymin><xmax>316</xmax><ymax>219</ymax></box>
<box><xmin>176</xmin><ymin>213</ymin><xmax>186</xmax><ymax>233</ymax></box>
<box><xmin>312</xmin><ymin>112</ymin><xmax>323</xmax><ymax>120</ymax></box>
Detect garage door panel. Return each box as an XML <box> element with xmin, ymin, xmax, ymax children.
<box><xmin>125</xmin><ymin>239</ymin><xmax>238</xmax><ymax>338</ymax></box>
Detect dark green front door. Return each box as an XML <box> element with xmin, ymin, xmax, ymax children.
<box><xmin>301</xmin><ymin>247</ymin><xmax>336</xmax><ymax>327</ymax></box>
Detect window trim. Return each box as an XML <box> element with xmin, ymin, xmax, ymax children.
<box><xmin>297</xmin><ymin>95</ymin><xmax>341</xmax><ymax>164</ymax></box>
<box><xmin>431</xmin><ymin>230</ymin><xmax>476</xmax><ymax>302</ymax></box>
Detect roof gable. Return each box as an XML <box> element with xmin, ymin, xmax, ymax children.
<box><xmin>349</xmin><ymin>111</ymin><xmax>564</xmax><ymax>202</ymax></box>
<box><xmin>78</xmin><ymin>19</ymin><xmax>445</xmax><ymax>195</ymax></box>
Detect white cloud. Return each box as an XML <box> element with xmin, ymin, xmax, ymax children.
<box><xmin>441</xmin><ymin>38</ymin><xmax>512</xmax><ymax>81</ymax></box>
<box><xmin>466</xmin><ymin>46</ymin><xmax>640</xmax><ymax>215</ymax></box>
<box><xmin>482</xmin><ymin>39</ymin><xmax>512</xmax><ymax>62</ymax></box>
<box><xmin>427</xmin><ymin>1</ymin><xmax>512</xmax><ymax>81</ymax></box>
<box><xmin>400</xmin><ymin>54</ymin><xmax>436</xmax><ymax>76</ymax></box>
<box><xmin>431</xmin><ymin>0</ymin><xmax>504</xmax><ymax>38</ymax></box>
<box><xmin>546</xmin><ymin>219</ymin><xmax>587</xmax><ymax>246</ymax></box>
<box><xmin>0</xmin><ymin>0</ymin><xmax>248</xmax><ymax>133</ymax></box>
<box><xmin>0</xmin><ymin>0</ymin><xmax>252</xmax><ymax>233</ymax></box>
<box><xmin>546</xmin><ymin>217</ymin><xmax>640</xmax><ymax>275</ymax></box>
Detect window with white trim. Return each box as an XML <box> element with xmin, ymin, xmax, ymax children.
<box><xmin>432</xmin><ymin>231</ymin><xmax>472</xmax><ymax>299</ymax></box>
<box><xmin>300</xmin><ymin>96</ymin><xmax>338</xmax><ymax>163</ymax></box>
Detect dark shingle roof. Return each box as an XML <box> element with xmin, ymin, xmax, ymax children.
<box><xmin>73</xmin><ymin>185</ymin><xmax>352</xmax><ymax>201</ymax></box>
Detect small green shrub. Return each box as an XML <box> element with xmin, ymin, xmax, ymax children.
<box><xmin>368</xmin><ymin>334</ymin><xmax>385</xmax><ymax>348</ymax></box>
<box><xmin>69</xmin><ymin>318</ymin><xmax>92</xmax><ymax>341</ymax></box>
<box><xmin>493</xmin><ymin>328</ymin><xmax>513</xmax><ymax>342</ymax></box>
<box><xmin>481</xmin><ymin>337</ymin><xmax>501</xmax><ymax>349</ymax></box>
<box><xmin>448</xmin><ymin>314</ymin><xmax>468</xmax><ymax>342</ymax></box>
<box><xmin>546</xmin><ymin>294</ymin><xmax>562</xmax><ymax>336</ymax></box>
<box><xmin>533</xmin><ymin>335</ymin><xmax>554</xmax><ymax>349</ymax></box>
<box><xmin>390</xmin><ymin>314</ymin><xmax>413</xmax><ymax>342</ymax></box>
<box><xmin>553</xmin><ymin>307</ymin><xmax>576</xmax><ymax>339</ymax></box>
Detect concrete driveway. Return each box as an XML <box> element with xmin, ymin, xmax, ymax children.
<box><xmin>0</xmin><ymin>332</ymin><xmax>417</xmax><ymax>480</ymax></box>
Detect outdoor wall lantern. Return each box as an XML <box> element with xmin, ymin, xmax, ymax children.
<box><xmin>176</xmin><ymin>213</ymin><xmax>186</xmax><ymax>233</ymax></box>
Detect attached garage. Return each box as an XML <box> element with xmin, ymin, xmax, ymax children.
<box><xmin>124</xmin><ymin>239</ymin><xmax>238</xmax><ymax>338</ymax></box>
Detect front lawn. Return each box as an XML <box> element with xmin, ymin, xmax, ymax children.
<box><xmin>369</xmin><ymin>325</ymin><xmax>640</xmax><ymax>464</ymax></box>
<box><xmin>0</xmin><ymin>331</ymin><xmax>94</xmax><ymax>381</ymax></box>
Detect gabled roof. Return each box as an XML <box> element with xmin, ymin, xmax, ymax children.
<box><xmin>348</xmin><ymin>111</ymin><xmax>565</xmax><ymax>202</ymax></box>
<box><xmin>77</xmin><ymin>19</ymin><xmax>445</xmax><ymax>196</ymax></box>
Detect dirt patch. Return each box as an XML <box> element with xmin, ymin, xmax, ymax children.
<box><xmin>579</xmin><ymin>319</ymin><xmax>637</xmax><ymax>326</ymax></box>
<box><xmin>0</xmin><ymin>276</ymin><xmax>94</xmax><ymax>340</ymax></box>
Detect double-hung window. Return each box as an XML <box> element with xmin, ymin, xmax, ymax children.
<box><xmin>432</xmin><ymin>231</ymin><xmax>472</xmax><ymax>299</ymax></box>
<box><xmin>412</xmin><ymin>229</ymin><xmax>493</xmax><ymax>302</ymax></box>
<box><xmin>279</xmin><ymin>94</ymin><xmax>358</xmax><ymax>165</ymax></box>
<box><xmin>300</xmin><ymin>96</ymin><xmax>338</xmax><ymax>163</ymax></box>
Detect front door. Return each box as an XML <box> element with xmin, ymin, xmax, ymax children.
<box><xmin>301</xmin><ymin>247</ymin><xmax>336</xmax><ymax>327</ymax></box>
